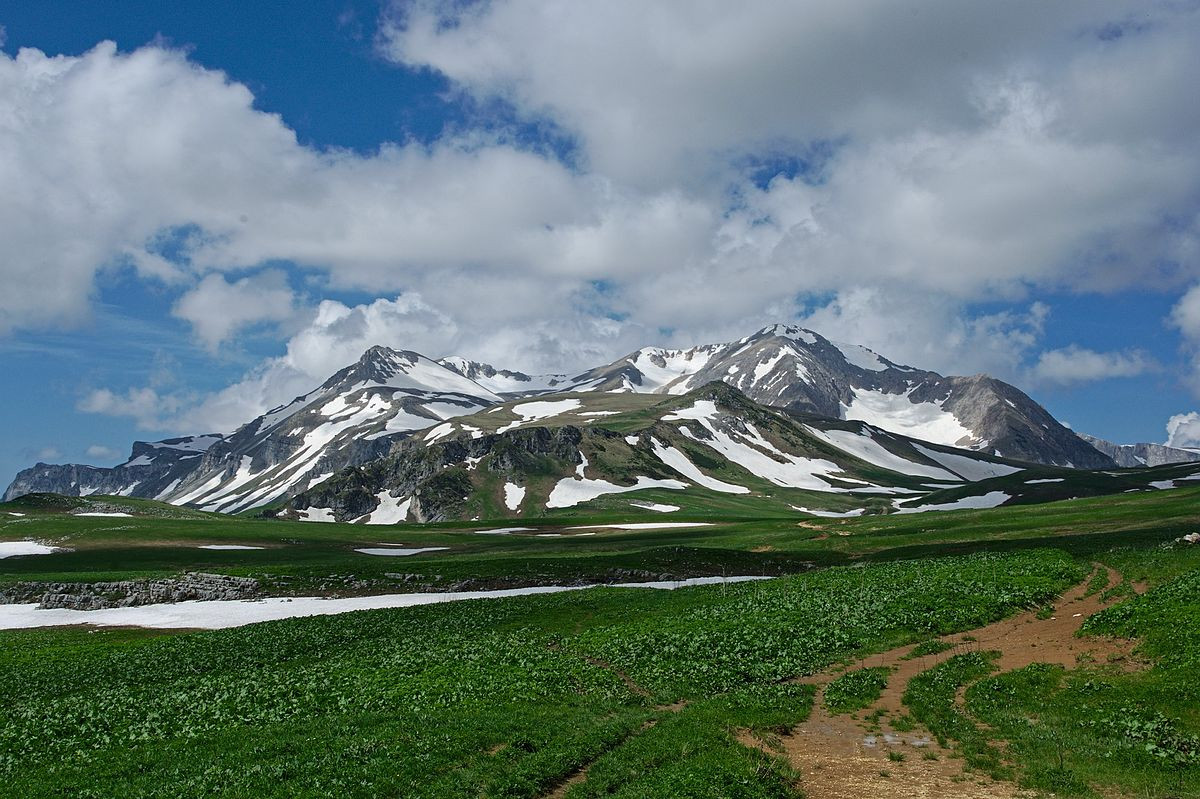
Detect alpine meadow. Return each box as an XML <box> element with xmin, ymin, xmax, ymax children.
<box><xmin>3</xmin><ymin>3</ymin><xmax>1200</xmax><ymax>798</ymax></box>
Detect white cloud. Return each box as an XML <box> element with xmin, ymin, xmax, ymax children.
<box><xmin>382</xmin><ymin>1</ymin><xmax>1183</xmax><ymax>186</ymax></box>
<box><xmin>19</xmin><ymin>446</ymin><xmax>63</xmax><ymax>462</ymax></box>
<box><xmin>6</xmin><ymin>5</ymin><xmax>1200</xmax><ymax>432</ymax></box>
<box><xmin>1032</xmin><ymin>345</ymin><xmax>1155</xmax><ymax>385</ymax></box>
<box><xmin>77</xmin><ymin>386</ymin><xmax>190</xmax><ymax>430</ymax></box>
<box><xmin>1166</xmin><ymin>412</ymin><xmax>1200</xmax><ymax>448</ymax></box>
<box><xmin>172</xmin><ymin>269</ymin><xmax>300</xmax><ymax>351</ymax></box>
<box><xmin>85</xmin><ymin>445</ymin><xmax>121</xmax><ymax>461</ymax></box>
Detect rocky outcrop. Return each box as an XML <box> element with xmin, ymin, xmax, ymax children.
<box><xmin>1078</xmin><ymin>434</ymin><xmax>1200</xmax><ymax>468</ymax></box>
<box><xmin>0</xmin><ymin>572</ymin><xmax>260</xmax><ymax>610</ymax></box>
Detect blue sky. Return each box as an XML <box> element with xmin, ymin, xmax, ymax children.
<box><xmin>2</xmin><ymin>0</ymin><xmax>1200</xmax><ymax>486</ymax></box>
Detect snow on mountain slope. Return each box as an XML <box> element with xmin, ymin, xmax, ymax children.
<box><xmin>5</xmin><ymin>324</ymin><xmax>1117</xmax><ymax>511</ymax></box>
<box><xmin>283</xmin><ymin>382</ymin><xmax>1049</xmax><ymax>523</ymax></box>
<box><xmin>482</xmin><ymin>324</ymin><xmax>1114</xmax><ymax>469</ymax></box>
<box><xmin>5</xmin><ymin>348</ymin><xmax>502</xmax><ymax>510</ymax></box>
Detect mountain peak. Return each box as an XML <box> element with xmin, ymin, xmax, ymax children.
<box><xmin>753</xmin><ymin>323</ymin><xmax>820</xmax><ymax>344</ymax></box>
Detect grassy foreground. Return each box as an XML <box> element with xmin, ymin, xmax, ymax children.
<box><xmin>2</xmin><ymin>550</ymin><xmax>1081</xmax><ymax>797</ymax></box>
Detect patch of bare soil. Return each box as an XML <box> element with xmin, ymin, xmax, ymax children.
<box><xmin>739</xmin><ymin>564</ymin><xmax>1142</xmax><ymax>798</ymax></box>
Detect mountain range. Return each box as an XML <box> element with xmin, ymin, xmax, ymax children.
<box><xmin>9</xmin><ymin>324</ymin><xmax>1186</xmax><ymax>515</ymax></box>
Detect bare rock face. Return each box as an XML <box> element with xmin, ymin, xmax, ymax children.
<box><xmin>0</xmin><ymin>572</ymin><xmax>260</xmax><ymax>610</ymax></box>
<box><xmin>1079</xmin><ymin>434</ymin><xmax>1200</xmax><ymax>468</ymax></box>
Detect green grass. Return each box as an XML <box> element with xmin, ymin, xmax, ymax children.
<box><xmin>888</xmin><ymin>541</ymin><xmax>1200</xmax><ymax>798</ymax></box>
<box><xmin>902</xmin><ymin>651</ymin><xmax>1008</xmax><ymax>778</ymax></box>
<box><xmin>4</xmin><ymin>485</ymin><xmax>1198</xmax><ymax>592</ymax></box>
<box><xmin>0</xmin><ymin>549</ymin><xmax>1081</xmax><ymax>797</ymax></box>
<box><xmin>823</xmin><ymin>667</ymin><xmax>890</xmax><ymax>714</ymax></box>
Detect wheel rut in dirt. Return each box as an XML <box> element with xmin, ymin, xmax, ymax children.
<box><xmin>740</xmin><ymin>564</ymin><xmax>1142</xmax><ymax>798</ymax></box>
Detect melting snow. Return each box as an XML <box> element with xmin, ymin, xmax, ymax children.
<box><xmin>366</xmin><ymin>492</ymin><xmax>411</xmax><ymax>525</ymax></box>
<box><xmin>197</xmin><ymin>545</ymin><xmax>266</xmax><ymax>551</ymax></box>
<box><xmin>842</xmin><ymin>389</ymin><xmax>975</xmax><ymax>448</ymax></box>
<box><xmin>497</xmin><ymin>399</ymin><xmax>583</xmax><ymax>433</ymax></box>
<box><xmin>504</xmin><ymin>483</ymin><xmax>526</xmax><ymax>511</ymax></box>
<box><xmin>298</xmin><ymin>507</ymin><xmax>335</xmax><ymax>523</ymax></box>
<box><xmin>355</xmin><ymin>546</ymin><xmax>449</xmax><ymax>557</ymax></box>
<box><xmin>791</xmin><ymin>506</ymin><xmax>865</xmax><ymax>518</ymax></box>
<box><xmin>910</xmin><ymin>444</ymin><xmax>1022</xmax><ymax>482</ymax></box>
<box><xmin>473</xmin><ymin>527</ymin><xmax>534</xmax><ymax>535</ymax></box>
<box><xmin>0</xmin><ymin>540</ymin><xmax>66</xmax><ymax>559</ymax></box>
<box><xmin>0</xmin><ymin>576</ymin><xmax>771</xmax><ymax>630</ymax></box>
<box><xmin>835</xmin><ymin>342</ymin><xmax>888</xmax><ymax>371</ymax></box>
<box><xmin>630</xmin><ymin>501</ymin><xmax>680</xmax><ymax>513</ymax></box>
<box><xmin>546</xmin><ymin>475</ymin><xmax>688</xmax><ymax>509</ymax></box>
<box><xmin>652</xmin><ymin>440</ymin><xmax>750</xmax><ymax>494</ymax></box>
<box><xmin>1025</xmin><ymin>478</ymin><xmax>1065</xmax><ymax>484</ymax></box>
<box><xmin>805</xmin><ymin>427</ymin><xmax>958</xmax><ymax>481</ymax></box>
<box><xmin>424</xmin><ymin>423</ymin><xmax>456</xmax><ymax>444</ymax></box>
<box><xmin>74</xmin><ymin>512</ymin><xmax>132</xmax><ymax>517</ymax></box>
<box><xmin>895</xmin><ymin>491</ymin><xmax>1011</xmax><ymax>514</ymax></box>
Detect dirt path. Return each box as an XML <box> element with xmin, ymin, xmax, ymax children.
<box><xmin>741</xmin><ymin>564</ymin><xmax>1141</xmax><ymax>798</ymax></box>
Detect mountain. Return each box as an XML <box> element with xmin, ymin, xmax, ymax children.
<box><xmin>5</xmin><ymin>324</ymin><xmax>1117</xmax><ymax>510</ymax></box>
<box><xmin>443</xmin><ymin>325</ymin><xmax>1115</xmax><ymax>469</ymax></box>
<box><xmin>4</xmin><ymin>348</ymin><xmax>501</xmax><ymax>510</ymax></box>
<box><xmin>2</xmin><ymin>434</ymin><xmax>223</xmax><ymax>502</ymax></box>
<box><xmin>1077</xmin><ymin>433</ymin><xmax>1200</xmax><ymax>468</ymax></box>
<box><xmin>281</xmin><ymin>382</ymin><xmax>1040</xmax><ymax>523</ymax></box>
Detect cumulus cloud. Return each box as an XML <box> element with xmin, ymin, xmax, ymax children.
<box><xmin>1032</xmin><ymin>345</ymin><xmax>1156</xmax><ymax>385</ymax></box>
<box><xmin>172</xmin><ymin>270</ymin><xmax>301</xmax><ymax>351</ymax></box>
<box><xmin>18</xmin><ymin>446</ymin><xmax>63</xmax><ymax>462</ymax></box>
<box><xmin>85</xmin><ymin>445</ymin><xmax>121</xmax><ymax>461</ymax></box>
<box><xmin>7</xmin><ymin>3</ymin><xmax>1200</xmax><ymax>431</ymax></box>
<box><xmin>78</xmin><ymin>386</ymin><xmax>190</xmax><ymax>430</ymax></box>
<box><xmin>1166</xmin><ymin>412</ymin><xmax>1200</xmax><ymax>448</ymax></box>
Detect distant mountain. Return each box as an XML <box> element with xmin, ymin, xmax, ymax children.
<box><xmin>282</xmin><ymin>382</ymin><xmax>1037</xmax><ymax>523</ymax></box>
<box><xmin>5</xmin><ymin>324</ymin><xmax>1118</xmax><ymax>510</ymax></box>
<box><xmin>444</xmin><ymin>325</ymin><xmax>1115</xmax><ymax>469</ymax></box>
<box><xmin>4</xmin><ymin>348</ymin><xmax>499</xmax><ymax>510</ymax></box>
<box><xmin>2</xmin><ymin>434</ymin><xmax>223</xmax><ymax>502</ymax></box>
<box><xmin>1078</xmin><ymin>433</ymin><xmax>1200</xmax><ymax>468</ymax></box>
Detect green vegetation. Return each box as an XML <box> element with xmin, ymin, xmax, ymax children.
<box><xmin>4</xmin><ymin>483</ymin><xmax>1200</xmax><ymax>796</ymax></box>
<box><xmin>902</xmin><ymin>651</ymin><xmax>1008</xmax><ymax>778</ymax></box>
<box><xmin>0</xmin><ymin>549</ymin><xmax>1079</xmax><ymax>797</ymax></box>
<box><xmin>823</xmin><ymin>667</ymin><xmax>890</xmax><ymax>714</ymax></box>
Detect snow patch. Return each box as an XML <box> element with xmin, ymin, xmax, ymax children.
<box><xmin>843</xmin><ymin>389</ymin><xmax>975</xmax><ymax>448</ymax></box>
<box><xmin>354</xmin><ymin>547</ymin><xmax>449</xmax><ymax>557</ymax></box>
<box><xmin>0</xmin><ymin>576</ymin><xmax>771</xmax><ymax>630</ymax></box>
<box><xmin>297</xmin><ymin>507</ymin><xmax>335</xmax><ymax>523</ymax></box>
<box><xmin>497</xmin><ymin>398</ymin><xmax>583</xmax><ymax>433</ymax></box>
<box><xmin>0</xmin><ymin>540</ymin><xmax>66</xmax><ymax>559</ymax></box>
<box><xmin>546</xmin><ymin>475</ymin><xmax>688</xmax><ymax>509</ymax></box>
<box><xmin>630</xmin><ymin>502</ymin><xmax>680</xmax><ymax>513</ymax></box>
<box><xmin>835</xmin><ymin>342</ymin><xmax>888</xmax><ymax>371</ymax></box>
<box><xmin>910</xmin><ymin>444</ymin><xmax>1022</xmax><ymax>482</ymax></box>
<box><xmin>366</xmin><ymin>492</ymin><xmax>411</xmax><ymax>525</ymax></box>
<box><xmin>473</xmin><ymin>527</ymin><xmax>534</xmax><ymax>535</ymax></box>
<box><xmin>504</xmin><ymin>483</ymin><xmax>526</xmax><ymax>511</ymax></box>
<box><xmin>805</xmin><ymin>427</ymin><xmax>958</xmax><ymax>481</ymax></box>
<box><xmin>652</xmin><ymin>440</ymin><xmax>750</xmax><ymax>494</ymax></box>
<box><xmin>791</xmin><ymin>506</ymin><xmax>865</xmax><ymax>518</ymax></box>
<box><xmin>197</xmin><ymin>545</ymin><xmax>265</xmax><ymax>551</ymax></box>
<box><xmin>896</xmin><ymin>491</ymin><xmax>1011</xmax><ymax>514</ymax></box>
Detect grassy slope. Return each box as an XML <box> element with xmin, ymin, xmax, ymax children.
<box><xmin>2</xmin><ymin>485</ymin><xmax>1198</xmax><ymax>589</ymax></box>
